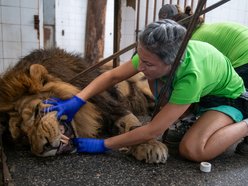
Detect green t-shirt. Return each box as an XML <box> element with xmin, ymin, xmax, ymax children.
<box><xmin>191</xmin><ymin>22</ymin><xmax>248</xmax><ymax>68</ymax></box>
<box><xmin>132</xmin><ymin>40</ymin><xmax>245</xmax><ymax>104</ymax></box>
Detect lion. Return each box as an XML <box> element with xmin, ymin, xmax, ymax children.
<box><xmin>0</xmin><ymin>48</ymin><xmax>168</xmax><ymax>163</ymax></box>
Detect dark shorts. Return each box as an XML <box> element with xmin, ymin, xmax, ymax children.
<box><xmin>199</xmin><ymin>63</ymin><xmax>248</xmax><ymax>119</ymax></box>
<box><xmin>235</xmin><ymin>63</ymin><xmax>248</xmax><ymax>87</ymax></box>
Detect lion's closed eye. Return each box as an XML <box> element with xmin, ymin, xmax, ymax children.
<box><xmin>34</xmin><ymin>104</ymin><xmax>40</xmax><ymax>118</ymax></box>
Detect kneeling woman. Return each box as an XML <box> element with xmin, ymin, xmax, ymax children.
<box><xmin>45</xmin><ymin>20</ymin><xmax>248</xmax><ymax>162</ymax></box>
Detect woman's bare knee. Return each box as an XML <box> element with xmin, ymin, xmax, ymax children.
<box><xmin>179</xmin><ymin>141</ymin><xmax>206</xmax><ymax>162</ymax></box>
<box><xmin>178</xmin><ymin>111</ymin><xmax>234</xmax><ymax>162</ymax></box>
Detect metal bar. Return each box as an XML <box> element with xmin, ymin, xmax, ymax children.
<box><xmin>68</xmin><ymin>43</ymin><xmax>137</xmax><ymax>83</ymax></box>
<box><xmin>184</xmin><ymin>0</ymin><xmax>188</xmax><ymax>9</ymax></box>
<box><xmin>145</xmin><ymin>0</ymin><xmax>149</xmax><ymax>26</ymax></box>
<box><xmin>136</xmin><ymin>0</ymin><xmax>141</xmax><ymax>42</ymax></box>
<box><xmin>203</xmin><ymin>3</ymin><xmax>206</xmax><ymax>20</ymax></box>
<box><xmin>113</xmin><ymin>0</ymin><xmax>121</xmax><ymax>68</ymax></box>
<box><xmin>191</xmin><ymin>0</ymin><xmax>194</xmax><ymax>10</ymax></box>
<box><xmin>152</xmin><ymin>0</ymin><xmax>207</xmax><ymax>118</ymax></box>
<box><xmin>201</xmin><ymin>0</ymin><xmax>230</xmax><ymax>14</ymax></box>
<box><xmin>153</xmin><ymin>0</ymin><xmax>157</xmax><ymax>22</ymax></box>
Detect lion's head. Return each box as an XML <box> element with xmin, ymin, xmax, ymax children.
<box><xmin>12</xmin><ymin>99</ymin><xmax>62</xmax><ymax>156</ymax></box>
<box><xmin>1</xmin><ymin>60</ymin><xmax>102</xmax><ymax>156</ymax></box>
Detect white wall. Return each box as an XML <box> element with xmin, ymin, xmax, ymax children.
<box><xmin>205</xmin><ymin>0</ymin><xmax>248</xmax><ymax>25</ymax></box>
<box><xmin>55</xmin><ymin>0</ymin><xmax>114</xmax><ymax>58</ymax></box>
<box><xmin>55</xmin><ymin>0</ymin><xmax>87</xmax><ymax>56</ymax></box>
<box><xmin>0</xmin><ymin>0</ymin><xmax>40</xmax><ymax>73</ymax></box>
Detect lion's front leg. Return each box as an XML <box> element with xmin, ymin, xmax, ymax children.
<box><xmin>128</xmin><ymin>139</ymin><xmax>168</xmax><ymax>164</ymax></box>
<box><xmin>115</xmin><ymin>113</ymin><xmax>169</xmax><ymax>163</ymax></box>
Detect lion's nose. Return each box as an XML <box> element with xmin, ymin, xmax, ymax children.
<box><xmin>43</xmin><ymin>137</ymin><xmax>60</xmax><ymax>152</ymax></box>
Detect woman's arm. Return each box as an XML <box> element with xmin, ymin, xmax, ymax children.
<box><xmin>76</xmin><ymin>60</ymin><xmax>138</xmax><ymax>101</ymax></box>
<box><xmin>43</xmin><ymin>60</ymin><xmax>138</xmax><ymax>122</ymax></box>
<box><xmin>104</xmin><ymin>103</ymin><xmax>191</xmax><ymax>149</ymax></box>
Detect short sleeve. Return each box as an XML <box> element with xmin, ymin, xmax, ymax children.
<box><xmin>169</xmin><ymin>72</ymin><xmax>203</xmax><ymax>104</ymax></box>
<box><xmin>131</xmin><ymin>54</ymin><xmax>139</xmax><ymax>70</ymax></box>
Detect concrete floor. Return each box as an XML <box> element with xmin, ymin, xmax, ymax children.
<box><xmin>2</xmin><ymin>138</ymin><xmax>248</xmax><ymax>186</ymax></box>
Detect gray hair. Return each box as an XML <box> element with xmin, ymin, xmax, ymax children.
<box><xmin>158</xmin><ymin>4</ymin><xmax>178</xmax><ymax>19</ymax></box>
<box><xmin>138</xmin><ymin>19</ymin><xmax>186</xmax><ymax>65</ymax></box>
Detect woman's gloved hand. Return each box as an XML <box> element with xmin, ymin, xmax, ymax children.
<box><xmin>43</xmin><ymin>96</ymin><xmax>86</xmax><ymax>122</ymax></box>
<box><xmin>73</xmin><ymin>138</ymin><xmax>110</xmax><ymax>153</ymax></box>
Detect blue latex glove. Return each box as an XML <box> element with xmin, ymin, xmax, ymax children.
<box><xmin>43</xmin><ymin>96</ymin><xmax>86</xmax><ymax>122</ymax></box>
<box><xmin>73</xmin><ymin>138</ymin><xmax>110</xmax><ymax>153</ymax></box>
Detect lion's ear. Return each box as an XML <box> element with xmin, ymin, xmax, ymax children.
<box><xmin>29</xmin><ymin>64</ymin><xmax>49</xmax><ymax>93</ymax></box>
<box><xmin>30</xmin><ymin>64</ymin><xmax>48</xmax><ymax>77</ymax></box>
<box><xmin>8</xmin><ymin>111</ymin><xmax>23</xmax><ymax>139</ymax></box>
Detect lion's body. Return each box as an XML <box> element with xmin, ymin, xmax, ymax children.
<box><xmin>0</xmin><ymin>48</ymin><xmax>168</xmax><ymax>163</ymax></box>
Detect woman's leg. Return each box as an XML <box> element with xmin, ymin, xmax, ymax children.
<box><xmin>179</xmin><ymin>110</ymin><xmax>248</xmax><ymax>162</ymax></box>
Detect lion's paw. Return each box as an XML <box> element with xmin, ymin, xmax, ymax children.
<box><xmin>128</xmin><ymin>140</ymin><xmax>168</xmax><ymax>163</ymax></box>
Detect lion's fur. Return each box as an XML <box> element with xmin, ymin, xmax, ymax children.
<box><xmin>0</xmin><ymin>48</ymin><xmax>168</xmax><ymax>163</ymax></box>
